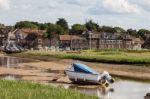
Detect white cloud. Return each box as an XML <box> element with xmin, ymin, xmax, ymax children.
<box><xmin>103</xmin><ymin>0</ymin><xmax>140</xmax><ymax>14</ymax></box>
<box><xmin>129</xmin><ymin>0</ymin><xmax>150</xmax><ymax>12</ymax></box>
<box><xmin>0</xmin><ymin>0</ymin><xmax>150</xmax><ymax>30</ymax></box>
<box><xmin>0</xmin><ymin>0</ymin><xmax>9</xmax><ymax>10</ymax></box>
<box><xmin>89</xmin><ymin>0</ymin><xmax>141</xmax><ymax>15</ymax></box>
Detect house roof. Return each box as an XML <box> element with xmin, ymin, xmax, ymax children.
<box><xmin>20</xmin><ymin>29</ymin><xmax>46</xmax><ymax>35</ymax></box>
<box><xmin>59</xmin><ymin>35</ymin><xmax>82</xmax><ymax>41</ymax></box>
<box><xmin>124</xmin><ymin>35</ymin><xmax>144</xmax><ymax>44</ymax></box>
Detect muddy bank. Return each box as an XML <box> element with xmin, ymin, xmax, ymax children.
<box><xmin>7</xmin><ymin>53</ymin><xmax>150</xmax><ymax>82</ymax></box>
<box><xmin>1</xmin><ymin>55</ymin><xmax>150</xmax><ymax>83</ymax></box>
<box><xmin>1</xmin><ymin>55</ymin><xmax>150</xmax><ymax>99</ymax></box>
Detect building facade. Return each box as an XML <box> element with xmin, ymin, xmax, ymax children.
<box><xmin>59</xmin><ymin>35</ymin><xmax>88</xmax><ymax>50</ymax></box>
<box><xmin>0</xmin><ymin>28</ymin><xmax>50</xmax><ymax>50</ymax></box>
<box><xmin>88</xmin><ymin>32</ymin><xmax>143</xmax><ymax>50</ymax></box>
<box><xmin>59</xmin><ymin>33</ymin><xmax>143</xmax><ymax>50</ymax></box>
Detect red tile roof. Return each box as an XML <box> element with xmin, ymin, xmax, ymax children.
<box><xmin>21</xmin><ymin>29</ymin><xmax>46</xmax><ymax>35</ymax></box>
<box><xmin>59</xmin><ymin>35</ymin><xmax>82</xmax><ymax>41</ymax></box>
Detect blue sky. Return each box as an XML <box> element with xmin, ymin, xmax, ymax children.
<box><xmin>0</xmin><ymin>0</ymin><xmax>150</xmax><ymax>30</ymax></box>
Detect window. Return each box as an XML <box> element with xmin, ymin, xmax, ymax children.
<box><xmin>38</xmin><ymin>39</ymin><xmax>42</xmax><ymax>43</ymax></box>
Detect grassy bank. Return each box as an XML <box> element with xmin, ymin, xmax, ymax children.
<box><xmin>12</xmin><ymin>50</ymin><xmax>150</xmax><ymax>65</ymax></box>
<box><xmin>0</xmin><ymin>80</ymin><xmax>98</xmax><ymax>99</ymax></box>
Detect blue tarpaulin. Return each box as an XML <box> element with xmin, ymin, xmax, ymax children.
<box><xmin>72</xmin><ymin>63</ymin><xmax>99</xmax><ymax>74</ymax></box>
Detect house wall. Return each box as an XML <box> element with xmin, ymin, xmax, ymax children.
<box><xmin>72</xmin><ymin>39</ymin><xmax>89</xmax><ymax>50</ymax></box>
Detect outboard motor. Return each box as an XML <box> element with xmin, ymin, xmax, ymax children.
<box><xmin>100</xmin><ymin>71</ymin><xmax>114</xmax><ymax>86</ymax></box>
<box><xmin>102</xmin><ymin>71</ymin><xmax>114</xmax><ymax>83</ymax></box>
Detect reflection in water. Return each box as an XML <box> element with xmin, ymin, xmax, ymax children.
<box><xmin>0</xmin><ymin>57</ymin><xmax>32</xmax><ymax>67</ymax></box>
<box><xmin>66</xmin><ymin>81</ymin><xmax>150</xmax><ymax>99</ymax></box>
<box><xmin>69</xmin><ymin>85</ymin><xmax>114</xmax><ymax>99</ymax></box>
<box><xmin>0</xmin><ymin>56</ymin><xmax>33</xmax><ymax>80</ymax></box>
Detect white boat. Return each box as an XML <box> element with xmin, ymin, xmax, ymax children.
<box><xmin>65</xmin><ymin>63</ymin><xmax>114</xmax><ymax>85</ymax></box>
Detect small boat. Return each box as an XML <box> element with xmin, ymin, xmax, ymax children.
<box><xmin>65</xmin><ymin>63</ymin><xmax>114</xmax><ymax>85</ymax></box>
<box><xmin>3</xmin><ymin>42</ymin><xmax>25</xmax><ymax>54</ymax></box>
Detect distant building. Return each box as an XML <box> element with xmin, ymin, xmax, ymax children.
<box><xmin>0</xmin><ymin>27</ymin><xmax>10</xmax><ymax>46</ymax></box>
<box><xmin>19</xmin><ymin>29</ymin><xmax>49</xmax><ymax>49</ymax></box>
<box><xmin>59</xmin><ymin>35</ymin><xmax>88</xmax><ymax>50</ymax></box>
<box><xmin>59</xmin><ymin>32</ymin><xmax>143</xmax><ymax>50</ymax></box>
<box><xmin>0</xmin><ymin>28</ymin><xmax>50</xmax><ymax>50</ymax></box>
<box><xmin>142</xmin><ymin>37</ymin><xmax>150</xmax><ymax>49</ymax></box>
<box><xmin>96</xmin><ymin>33</ymin><xmax>143</xmax><ymax>50</ymax></box>
<box><xmin>0</xmin><ymin>27</ymin><xmax>143</xmax><ymax>51</ymax></box>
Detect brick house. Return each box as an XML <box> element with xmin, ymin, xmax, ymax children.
<box><xmin>0</xmin><ymin>28</ymin><xmax>50</xmax><ymax>50</ymax></box>
<box><xmin>0</xmin><ymin>27</ymin><xmax>12</xmax><ymax>46</ymax></box>
<box><xmin>89</xmin><ymin>32</ymin><xmax>143</xmax><ymax>50</ymax></box>
<box><xmin>20</xmin><ymin>29</ymin><xmax>49</xmax><ymax>49</ymax></box>
<box><xmin>59</xmin><ymin>35</ymin><xmax>88</xmax><ymax>50</ymax></box>
<box><xmin>59</xmin><ymin>33</ymin><xmax>143</xmax><ymax>50</ymax></box>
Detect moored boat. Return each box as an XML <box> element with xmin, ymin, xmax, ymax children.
<box><xmin>65</xmin><ymin>63</ymin><xmax>114</xmax><ymax>85</ymax></box>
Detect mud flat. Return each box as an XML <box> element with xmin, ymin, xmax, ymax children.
<box><xmin>0</xmin><ymin>56</ymin><xmax>150</xmax><ymax>99</ymax></box>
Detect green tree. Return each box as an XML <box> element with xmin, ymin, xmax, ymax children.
<box><xmin>113</xmin><ymin>27</ymin><xmax>126</xmax><ymax>33</ymax></box>
<box><xmin>100</xmin><ymin>26</ymin><xmax>115</xmax><ymax>33</ymax></box>
<box><xmin>39</xmin><ymin>23</ymin><xmax>50</xmax><ymax>30</ymax></box>
<box><xmin>46</xmin><ymin>24</ymin><xmax>65</xmax><ymax>39</ymax></box>
<box><xmin>71</xmin><ymin>24</ymin><xmax>87</xmax><ymax>35</ymax></box>
<box><xmin>0</xmin><ymin>23</ymin><xmax>4</xmax><ymax>28</ymax></box>
<box><xmin>15</xmin><ymin>21</ymin><xmax>38</xmax><ymax>29</ymax></box>
<box><xmin>85</xmin><ymin>20</ymin><xmax>99</xmax><ymax>31</ymax></box>
<box><xmin>127</xmin><ymin>29</ymin><xmax>138</xmax><ymax>37</ymax></box>
<box><xmin>56</xmin><ymin>18</ymin><xmax>69</xmax><ymax>33</ymax></box>
<box><xmin>138</xmin><ymin>29</ymin><xmax>150</xmax><ymax>40</ymax></box>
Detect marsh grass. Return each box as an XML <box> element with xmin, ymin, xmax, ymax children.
<box><xmin>0</xmin><ymin>80</ymin><xmax>98</xmax><ymax>99</ymax></box>
<box><xmin>14</xmin><ymin>50</ymin><xmax>150</xmax><ymax>65</ymax></box>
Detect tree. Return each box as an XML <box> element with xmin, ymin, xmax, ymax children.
<box><xmin>113</xmin><ymin>27</ymin><xmax>126</xmax><ymax>33</ymax></box>
<box><xmin>56</xmin><ymin>18</ymin><xmax>69</xmax><ymax>33</ymax></box>
<box><xmin>100</xmin><ymin>26</ymin><xmax>115</xmax><ymax>33</ymax></box>
<box><xmin>71</xmin><ymin>24</ymin><xmax>87</xmax><ymax>35</ymax></box>
<box><xmin>45</xmin><ymin>24</ymin><xmax>65</xmax><ymax>39</ymax></box>
<box><xmin>15</xmin><ymin>21</ymin><xmax>38</xmax><ymax>29</ymax></box>
<box><xmin>138</xmin><ymin>29</ymin><xmax>150</xmax><ymax>40</ymax></box>
<box><xmin>0</xmin><ymin>23</ymin><xmax>4</xmax><ymax>28</ymax></box>
<box><xmin>39</xmin><ymin>23</ymin><xmax>53</xmax><ymax>30</ymax></box>
<box><xmin>127</xmin><ymin>29</ymin><xmax>138</xmax><ymax>37</ymax></box>
<box><xmin>85</xmin><ymin>20</ymin><xmax>99</xmax><ymax>31</ymax></box>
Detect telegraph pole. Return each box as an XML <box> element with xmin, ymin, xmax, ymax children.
<box><xmin>89</xmin><ymin>31</ymin><xmax>93</xmax><ymax>50</ymax></box>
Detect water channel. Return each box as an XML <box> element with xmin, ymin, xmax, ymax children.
<box><xmin>0</xmin><ymin>56</ymin><xmax>149</xmax><ymax>99</ymax></box>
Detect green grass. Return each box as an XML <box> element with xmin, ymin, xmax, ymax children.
<box><xmin>13</xmin><ymin>50</ymin><xmax>150</xmax><ymax>65</ymax></box>
<box><xmin>0</xmin><ymin>80</ymin><xmax>98</xmax><ymax>99</ymax></box>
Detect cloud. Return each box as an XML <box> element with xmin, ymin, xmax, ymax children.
<box><xmin>0</xmin><ymin>0</ymin><xmax>150</xmax><ymax>30</ymax></box>
<box><xmin>129</xmin><ymin>0</ymin><xmax>150</xmax><ymax>12</ymax></box>
<box><xmin>65</xmin><ymin>0</ymin><xmax>95</xmax><ymax>6</ymax></box>
<box><xmin>0</xmin><ymin>0</ymin><xmax>9</xmax><ymax>10</ymax></box>
<box><xmin>88</xmin><ymin>0</ymin><xmax>141</xmax><ymax>15</ymax></box>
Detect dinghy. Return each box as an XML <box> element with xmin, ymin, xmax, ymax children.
<box><xmin>65</xmin><ymin>63</ymin><xmax>114</xmax><ymax>85</ymax></box>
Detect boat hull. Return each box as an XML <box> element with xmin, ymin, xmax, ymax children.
<box><xmin>65</xmin><ymin>70</ymin><xmax>101</xmax><ymax>85</ymax></box>
<box><xmin>3</xmin><ymin>50</ymin><xmax>26</xmax><ymax>54</ymax></box>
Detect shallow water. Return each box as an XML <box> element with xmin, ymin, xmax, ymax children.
<box><xmin>0</xmin><ymin>56</ymin><xmax>150</xmax><ymax>99</ymax></box>
<box><xmin>0</xmin><ymin>56</ymin><xmax>34</xmax><ymax>79</ymax></box>
<box><xmin>68</xmin><ymin>80</ymin><xmax>150</xmax><ymax>99</ymax></box>
<box><xmin>0</xmin><ymin>56</ymin><xmax>33</xmax><ymax>67</ymax></box>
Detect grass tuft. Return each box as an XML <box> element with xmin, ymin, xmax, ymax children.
<box><xmin>0</xmin><ymin>80</ymin><xmax>98</xmax><ymax>99</ymax></box>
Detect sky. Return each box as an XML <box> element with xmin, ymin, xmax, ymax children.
<box><xmin>0</xmin><ymin>0</ymin><xmax>150</xmax><ymax>30</ymax></box>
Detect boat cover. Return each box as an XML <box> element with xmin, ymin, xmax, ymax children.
<box><xmin>72</xmin><ymin>63</ymin><xmax>99</xmax><ymax>74</ymax></box>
